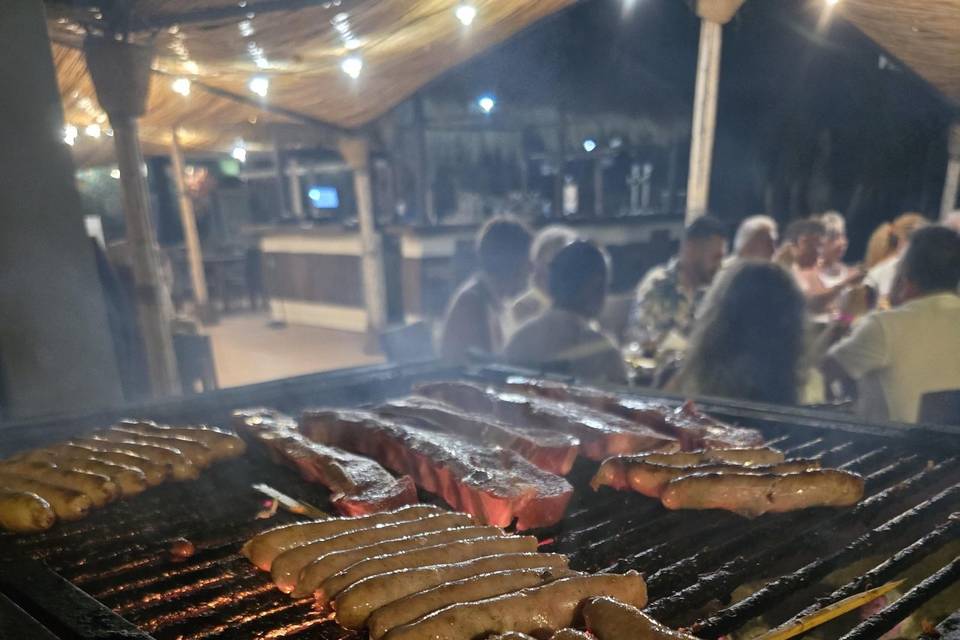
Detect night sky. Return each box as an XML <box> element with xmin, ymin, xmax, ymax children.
<box><xmin>425</xmin><ymin>0</ymin><xmax>955</xmax><ymax>259</ymax></box>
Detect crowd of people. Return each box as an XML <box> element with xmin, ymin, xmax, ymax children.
<box><xmin>438</xmin><ymin>210</ymin><xmax>960</xmax><ymax>425</ymax></box>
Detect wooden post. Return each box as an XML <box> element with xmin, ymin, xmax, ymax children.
<box><xmin>339</xmin><ymin>136</ymin><xmax>388</xmax><ymax>334</ymax></box>
<box><xmin>685</xmin><ymin>0</ymin><xmax>744</xmax><ymax>223</ymax></box>
<box><xmin>940</xmin><ymin>123</ymin><xmax>960</xmax><ymax>220</ymax></box>
<box><xmin>554</xmin><ymin>111</ymin><xmax>567</xmax><ymax>217</ymax></box>
<box><xmin>288</xmin><ymin>159</ymin><xmax>305</xmax><ymax>218</ymax></box>
<box><xmin>593</xmin><ymin>157</ymin><xmax>604</xmax><ymax>216</ymax></box>
<box><xmin>412</xmin><ymin>95</ymin><xmax>432</xmax><ymax>224</ymax></box>
<box><xmin>85</xmin><ymin>36</ymin><xmax>180</xmax><ymax>397</ymax></box>
<box><xmin>170</xmin><ymin>127</ymin><xmax>214</xmax><ymax>323</ymax></box>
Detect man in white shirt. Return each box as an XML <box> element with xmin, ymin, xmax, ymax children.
<box><xmin>824</xmin><ymin>226</ymin><xmax>960</xmax><ymax>423</ymax></box>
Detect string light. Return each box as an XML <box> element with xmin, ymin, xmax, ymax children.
<box><xmin>477</xmin><ymin>95</ymin><xmax>495</xmax><ymax>114</ymax></box>
<box><xmin>231</xmin><ymin>139</ymin><xmax>247</xmax><ymax>163</ymax></box>
<box><xmin>248</xmin><ymin>76</ymin><xmax>269</xmax><ymax>97</ymax></box>
<box><xmin>341</xmin><ymin>56</ymin><xmax>363</xmax><ymax>79</ymax></box>
<box><xmin>455</xmin><ymin>4</ymin><xmax>477</xmax><ymax>26</ymax></box>
<box><xmin>63</xmin><ymin>124</ymin><xmax>78</xmax><ymax>146</ymax></box>
<box><xmin>172</xmin><ymin>77</ymin><xmax>191</xmax><ymax>96</ymax></box>
<box><xmin>84</xmin><ymin>123</ymin><xmax>101</xmax><ymax>138</ymax></box>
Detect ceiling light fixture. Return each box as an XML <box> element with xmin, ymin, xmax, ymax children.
<box><xmin>85</xmin><ymin>123</ymin><xmax>101</xmax><ymax>138</ymax></box>
<box><xmin>248</xmin><ymin>75</ymin><xmax>269</xmax><ymax>97</ymax></box>
<box><xmin>341</xmin><ymin>56</ymin><xmax>363</xmax><ymax>79</ymax></box>
<box><xmin>172</xmin><ymin>77</ymin><xmax>191</xmax><ymax>96</ymax></box>
<box><xmin>63</xmin><ymin>124</ymin><xmax>78</xmax><ymax>146</ymax></box>
<box><xmin>583</xmin><ymin>139</ymin><xmax>597</xmax><ymax>153</ymax></box>
<box><xmin>231</xmin><ymin>140</ymin><xmax>247</xmax><ymax>163</ymax></box>
<box><xmin>455</xmin><ymin>4</ymin><xmax>477</xmax><ymax>26</ymax></box>
<box><xmin>110</xmin><ymin>169</ymin><xmax>121</xmax><ymax>179</ymax></box>
<box><xmin>477</xmin><ymin>95</ymin><xmax>495</xmax><ymax>114</ymax></box>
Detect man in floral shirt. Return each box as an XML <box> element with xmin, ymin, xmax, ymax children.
<box><xmin>626</xmin><ymin>216</ymin><xmax>727</xmax><ymax>371</ymax></box>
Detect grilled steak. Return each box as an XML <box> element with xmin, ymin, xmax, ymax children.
<box><xmin>301</xmin><ymin>409</ymin><xmax>573</xmax><ymax>529</ymax></box>
<box><xmin>376</xmin><ymin>396</ymin><xmax>580</xmax><ymax>475</ymax></box>
<box><xmin>503</xmin><ymin>376</ymin><xmax>764</xmax><ymax>449</ymax></box>
<box><xmin>233</xmin><ymin>408</ymin><xmax>418</xmax><ymax>517</ymax></box>
<box><xmin>414</xmin><ymin>381</ymin><xmax>677</xmax><ymax>460</ymax></box>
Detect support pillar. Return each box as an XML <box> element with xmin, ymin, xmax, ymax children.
<box><xmin>85</xmin><ymin>37</ymin><xmax>180</xmax><ymax>397</ymax></box>
<box><xmin>685</xmin><ymin>0</ymin><xmax>744</xmax><ymax>223</ymax></box>
<box><xmin>940</xmin><ymin>123</ymin><xmax>960</xmax><ymax>220</ymax></box>
<box><xmin>593</xmin><ymin>158</ymin><xmax>604</xmax><ymax>216</ymax></box>
<box><xmin>339</xmin><ymin>136</ymin><xmax>388</xmax><ymax>335</ymax></box>
<box><xmin>288</xmin><ymin>159</ymin><xmax>305</xmax><ymax>218</ymax></box>
<box><xmin>170</xmin><ymin>128</ymin><xmax>214</xmax><ymax>323</ymax></box>
<box><xmin>0</xmin><ymin>0</ymin><xmax>123</xmax><ymax>417</ymax></box>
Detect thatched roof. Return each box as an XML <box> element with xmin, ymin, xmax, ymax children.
<box><xmin>839</xmin><ymin>0</ymin><xmax>960</xmax><ymax>106</ymax></box>
<box><xmin>47</xmin><ymin>0</ymin><xmax>576</xmax><ymax>160</ymax></box>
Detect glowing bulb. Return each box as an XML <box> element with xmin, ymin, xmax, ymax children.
<box><xmin>110</xmin><ymin>169</ymin><xmax>121</xmax><ymax>179</ymax></box>
<box><xmin>85</xmin><ymin>123</ymin><xmax>101</xmax><ymax>138</ymax></box>
<box><xmin>172</xmin><ymin>77</ymin><xmax>191</xmax><ymax>96</ymax></box>
<box><xmin>477</xmin><ymin>95</ymin><xmax>495</xmax><ymax>114</ymax></box>
<box><xmin>825</xmin><ymin>0</ymin><xmax>839</xmax><ymax>5</ymax></box>
<box><xmin>63</xmin><ymin>124</ymin><xmax>78</xmax><ymax>145</ymax></box>
<box><xmin>583</xmin><ymin>139</ymin><xmax>597</xmax><ymax>152</ymax></box>
<box><xmin>341</xmin><ymin>56</ymin><xmax>363</xmax><ymax>79</ymax></box>
<box><xmin>455</xmin><ymin>4</ymin><xmax>477</xmax><ymax>26</ymax></box>
<box><xmin>248</xmin><ymin>76</ymin><xmax>269</xmax><ymax>97</ymax></box>
<box><xmin>231</xmin><ymin>144</ymin><xmax>247</xmax><ymax>163</ymax></box>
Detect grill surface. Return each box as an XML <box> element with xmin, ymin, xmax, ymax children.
<box><xmin>1</xmin><ymin>365</ymin><xmax>958</xmax><ymax>639</ymax></box>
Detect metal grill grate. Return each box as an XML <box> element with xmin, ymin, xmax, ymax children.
<box><xmin>1</xmin><ymin>374</ymin><xmax>958</xmax><ymax>640</ymax></box>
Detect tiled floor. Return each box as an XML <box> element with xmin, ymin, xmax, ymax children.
<box><xmin>206</xmin><ymin>313</ymin><xmax>383</xmax><ymax>388</ymax></box>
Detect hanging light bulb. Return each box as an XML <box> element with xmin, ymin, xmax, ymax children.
<box><xmin>455</xmin><ymin>4</ymin><xmax>477</xmax><ymax>26</ymax></box>
<box><xmin>172</xmin><ymin>77</ymin><xmax>191</xmax><ymax>96</ymax></box>
<box><xmin>583</xmin><ymin>139</ymin><xmax>597</xmax><ymax>153</ymax></box>
<box><xmin>248</xmin><ymin>76</ymin><xmax>269</xmax><ymax>97</ymax></box>
<box><xmin>231</xmin><ymin>142</ymin><xmax>247</xmax><ymax>163</ymax></box>
<box><xmin>63</xmin><ymin>124</ymin><xmax>78</xmax><ymax>146</ymax></box>
<box><xmin>85</xmin><ymin>123</ymin><xmax>101</xmax><ymax>138</ymax></box>
<box><xmin>341</xmin><ymin>56</ymin><xmax>363</xmax><ymax>79</ymax></box>
<box><xmin>477</xmin><ymin>95</ymin><xmax>495</xmax><ymax>114</ymax></box>
<box><xmin>110</xmin><ymin>169</ymin><xmax>121</xmax><ymax>179</ymax></box>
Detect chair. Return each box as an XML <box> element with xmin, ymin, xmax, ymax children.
<box><xmin>380</xmin><ymin>321</ymin><xmax>435</xmax><ymax>363</ymax></box>
<box><xmin>918</xmin><ymin>390</ymin><xmax>960</xmax><ymax>425</ymax></box>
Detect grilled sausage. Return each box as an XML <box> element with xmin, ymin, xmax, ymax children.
<box><xmin>367</xmin><ymin>568</ymin><xmax>573</xmax><ymax>638</ymax></box>
<box><xmin>551</xmin><ymin>630</ymin><xmax>593</xmax><ymax>640</ymax></box>
<box><xmin>333</xmin><ymin>552</ymin><xmax>570</xmax><ymax>632</ymax></box>
<box><xmin>592</xmin><ymin>458</ymin><xmax>820</xmax><ymax>497</ymax></box>
<box><xmin>583</xmin><ymin>595</ymin><xmax>699</xmax><ymax>639</ymax></box>
<box><xmin>294</xmin><ymin>525</ymin><xmax>503</xmax><ymax>598</ymax></box>
<box><xmin>0</xmin><ymin>490</ymin><xmax>56</xmax><ymax>533</ymax></box>
<box><xmin>291</xmin><ymin>526</ymin><xmax>505</xmax><ymax>598</ymax></box>
<box><xmin>382</xmin><ymin>572</ymin><xmax>647</xmax><ymax>640</ymax></box>
<box><xmin>100</xmin><ymin>428</ymin><xmax>214</xmax><ymax>468</ymax></box>
<box><xmin>0</xmin><ymin>475</ymin><xmax>92</xmax><ymax>520</ymax></box>
<box><xmin>117</xmin><ymin>421</ymin><xmax>245</xmax><ymax>460</ymax></box>
<box><xmin>0</xmin><ymin>460</ymin><xmax>118</xmax><ymax>506</ymax></box>
<box><xmin>661</xmin><ymin>469</ymin><xmax>865</xmax><ymax>517</ymax></box>
<box><xmin>320</xmin><ymin>536</ymin><xmax>540</xmax><ymax>603</ymax></box>
<box><xmin>73</xmin><ymin>438</ymin><xmax>199</xmax><ymax>481</ymax></box>
<box><xmin>243</xmin><ymin>504</ymin><xmax>443</xmax><ymax>571</ymax></box>
<box><xmin>55</xmin><ymin>458</ymin><xmax>148</xmax><ymax>497</ymax></box>
<box><xmin>642</xmin><ymin>447</ymin><xmax>784</xmax><ymax>467</ymax></box>
<box><xmin>490</xmin><ymin>634</ymin><xmax>538</xmax><ymax>640</ymax></box>
<box><xmin>51</xmin><ymin>444</ymin><xmax>169</xmax><ymax>486</ymax></box>
<box><xmin>272</xmin><ymin>512</ymin><xmax>474</xmax><ymax>592</ymax></box>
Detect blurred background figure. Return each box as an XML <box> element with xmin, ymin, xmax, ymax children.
<box><xmin>507</xmin><ymin>225</ymin><xmax>578</xmax><ymax>336</ymax></box>
<box><xmin>782</xmin><ymin>217</ymin><xmax>862</xmax><ymax>315</ymax></box>
<box><xmin>505</xmin><ymin>240</ymin><xmax>627</xmax><ymax>384</ymax></box>
<box><xmin>625</xmin><ymin>216</ymin><xmax>727</xmax><ymax>371</ymax></box>
<box><xmin>817</xmin><ymin>211</ymin><xmax>851</xmax><ymax>288</ymax></box>
<box><xmin>732</xmin><ymin>214</ymin><xmax>778</xmax><ymax>262</ymax></box>
<box><xmin>672</xmin><ymin>262</ymin><xmax>808</xmax><ymax>406</ymax></box>
<box><xmin>824</xmin><ymin>225</ymin><xmax>960</xmax><ymax>423</ymax></box>
<box><xmin>864</xmin><ymin>212</ymin><xmax>928</xmax><ymax>304</ymax></box>
<box><xmin>439</xmin><ymin>217</ymin><xmax>531</xmax><ymax>361</ymax></box>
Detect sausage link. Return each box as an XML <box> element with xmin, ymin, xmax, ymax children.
<box><xmin>117</xmin><ymin>421</ymin><xmax>245</xmax><ymax>460</ymax></box>
<box><xmin>0</xmin><ymin>490</ymin><xmax>56</xmax><ymax>533</ymax></box>
<box><xmin>101</xmin><ymin>428</ymin><xmax>214</xmax><ymax>468</ymax></box>
<box><xmin>583</xmin><ymin>595</ymin><xmax>699</xmax><ymax>639</ymax></box>
<box><xmin>73</xmin><ymin>438</ymin><xmax>198</xmax><ymax>481</ymax></box>
<box><xmin>0</xmin><ymin>460</ymin><xmax>118</xmax><ymax>506</ymax></box>
<box><xmin>52</xmin><ymin>444</ymin><xmax>169</xmax><ymax>486</ymax></box>
<box><xmin>0</xmin><ymin>474</ymin><xmax>92</xmax><ymax>520</ymax></box>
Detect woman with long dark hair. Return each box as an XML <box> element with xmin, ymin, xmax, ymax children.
<box><xmin>674</xmin><ymin>261</ymin><xmax>808</xmax><ymax>405</ymax></box>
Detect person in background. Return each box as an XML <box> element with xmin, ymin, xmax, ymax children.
<box><xmin>864</xmin><ymin>223</ymin><xmax>898</xmax><ymax>271</ymax></box>
<box><xmin>781</xmin><ymin>218</ymin><xmax>862</xmax><ymax>315</ymax></box>
<box><xmin>817</xmin><ymin>211</ymin><xmax>851</xmax><ymax>288</ymax></box>
<box><xmin>625</xmin><ymin>216</ymin><xmax>727</xmax><ymax>366</ymax></box>
<box><xmin>505</xmin><ymin>241</ymin><xmax>627</xmax><ymax>384</ymax></box>
<box><xmin>671</xmin><ymin>261</ymin><xmax>808</xmax><ymax>406</ymax></box>
<box><xmin>864</xmin><ymin>212</ymin><xmax>928</xmax><ymax>303</ymax></box>
<box><xmin>824</xmin><ymin>226</ymin><xmax>960</xmax><ymax>423</ymax></box>
<box><xmin>507</xmin><ymin>225</ymin><xmax>578</xmax><ymax>335</ymax></box>
<box><xmin>731</xmin><ymin>214</ymin><xmax>778</xmax><ymax>262</ymax></box>
<box><xmin>439</xmin><ymin>217</ymin><xmax>532</xmax><ymax>361</ymax></box>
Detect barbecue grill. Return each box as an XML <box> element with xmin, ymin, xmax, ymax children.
<box><xmin>1</xmin><ymin>361</ymin><xmax>958</xmax><ymax>639</ymax></box>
